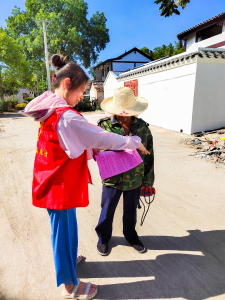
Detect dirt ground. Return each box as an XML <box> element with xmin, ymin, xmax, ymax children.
<box><xmin>0</xmin><ymin>111</ymin><xmax>225</xmax><ymax>300</ymax></box>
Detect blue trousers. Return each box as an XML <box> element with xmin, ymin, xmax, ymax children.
<box><xmin>95</xmin><ymin>185</ymin><xmax>140</xmax><ymax>244</ymax></box>
<box><xmin>48</xmin><ymin>208</ymin><xmax>78</xmax><ymax>287</ymax></box>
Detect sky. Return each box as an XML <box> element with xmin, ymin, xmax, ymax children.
<box><xmin>1</xmin><ymin>0</ymin><xmax>225</xmax><ymax>69</ymax></box>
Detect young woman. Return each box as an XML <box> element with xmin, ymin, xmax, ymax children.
<box><xmin>23</xmin><ymin>55</ymin><xmax>149</xmax><ymax>299</ymax></box>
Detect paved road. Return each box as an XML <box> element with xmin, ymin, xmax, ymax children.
<box><xmin>0</xmin><ymin>111</ymin><xmax>225</xmax><ymax>300</ymax></box>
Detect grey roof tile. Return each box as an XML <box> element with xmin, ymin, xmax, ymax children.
<box><xmin>118</xmin><ymin>50</ymin><xmax>225</xmax><ymax>79</ymax></box>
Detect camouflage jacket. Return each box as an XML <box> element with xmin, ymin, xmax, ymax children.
<box><xmin>98</xmin><ymin>115</ymin><xmax>154</xmax><ymax>190</ymax></box>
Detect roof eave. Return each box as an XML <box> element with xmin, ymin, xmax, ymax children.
<box><xmin>177</xmin><ymin>12</ymin><xmax>225</xmax><ymax>40</ymax></box>
<box><xmin>94</xmin><ymin>47</ymin><xmax>153</xmax><ymax>69</ymax></box>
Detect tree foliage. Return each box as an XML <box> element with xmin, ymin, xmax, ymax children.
<box><xmin>0</xmin><ymin>28</ymin><xmax>32</xmax><ymax>100</ymax></box>
<box><xmin>154</xmin><ymin>0</ymin><xmax>190</xmax><ymax>17</ymax></box>
<box><xmin>6</xmin><ymin>0</ymin><xmax>110</xmax><ymax>70</ymax></box>
<box><xmin>2</xmin><ymin>69</ymin><xmax>20</xmax><ymax>97</ymax></box>
<box><xmin>141</xmin><ymin>42</ymin><xmax>184</xmax><ymax>60</ymax></box>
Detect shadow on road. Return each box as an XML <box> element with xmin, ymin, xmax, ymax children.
<box><xmin>77</xmin><ymin>230</ymin><xmax>225</xmax><ymax>300</ymax></box>
<box><xmin>0</xmin><ymin>113</ymin><xmax>26</xmax><ymax>118</ymax></box>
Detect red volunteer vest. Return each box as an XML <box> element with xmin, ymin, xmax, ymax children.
<box><xmin>32</xmin><ymin>107</ymin><xmax>91</xmax><ymax>210</ymax></box>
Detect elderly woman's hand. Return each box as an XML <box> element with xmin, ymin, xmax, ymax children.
<box><xmin>92</xmin><ymin>148</ymin><xmax>100</xmax><ymax>161</ymax></box>
<box><xmin>137</xmin><ymin>143</ymin><xmax>150</xmax><ymax>155</ymax></box>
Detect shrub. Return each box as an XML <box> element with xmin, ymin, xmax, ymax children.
<box><xmin>24</xmin><ymin>97</ymin><xmax>34</xmax><ymax>102</ymax></box>
<box><xmin>11</xmin><ymin>99</ymin><xmax>18</xmax><ymax>108</ymax></box>
<box><xmin>96</xmin><ymin>104</ymin><xmax>102</xmax><ymax>110</ymax></box>
<box><xmin>74</xmin><ymin>98</ymin><xmax>92</xmax><ymax>112</ymax></box>
<box><xmin>15</xmin><ymin>103</ymin><xmax>26</xmax><ymax>110</ymax></box>
<box><xmin>0</xmin><ymin>101</ymin><xmax>9</xmax><ymax>112</ymax></box>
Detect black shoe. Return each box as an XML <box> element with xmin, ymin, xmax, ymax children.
<box><xmin>97</xmin><ymin>242</ymin><xmax>109</xmax><ymax>256</ymax></box>
<box><xmin>130</xmin><ymin>239</ymin><xmax>145</xmax><ymax>253</ymax></box>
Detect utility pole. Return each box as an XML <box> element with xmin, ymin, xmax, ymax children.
<box><xmin>42</xmin><ymin>20</ymin><xmax>51</xmax><ymax>91</ymax></box>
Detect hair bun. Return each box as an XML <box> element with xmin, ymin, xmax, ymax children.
<box><xmin>51</xmin><ymin>54</ymin><xmax>67</xmax><ymax>70</ymax></box>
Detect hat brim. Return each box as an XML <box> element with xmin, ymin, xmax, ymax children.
<box><xmin>100</xmin><ymin>96</ymin><xmax>148</xmax><ymax>116</ymax></box>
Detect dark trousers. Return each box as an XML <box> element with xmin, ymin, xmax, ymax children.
<box><xmin>95</xmin><ymin>185</ymin><xmax>140</xmax><ymax>244</ymax></box>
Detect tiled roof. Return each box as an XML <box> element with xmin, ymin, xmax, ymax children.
<box><xmin>92</xmin><ymin>80</ymin><xmax>104</xmax><ymax>92</ymax></box>
<box><xmin>177</xmin><ymin>11</ymin><xmax>225</xmax><ymax>39</ymax></box>
<box><xmin>118</xmin><ymin>50</ymin><xmax>225</xmax><ymax>80</ymax></box>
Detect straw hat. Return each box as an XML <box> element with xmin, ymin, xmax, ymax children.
<box><xmin>100</xmin><ymin>87</ymin><xmax>148</xmax><ymax>116</ymax></box>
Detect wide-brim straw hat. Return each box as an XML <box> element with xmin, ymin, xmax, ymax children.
<box><xmin>101</xmin><ymin>87</ymin><xmax>148</xmax><ymax>116</ymax></box>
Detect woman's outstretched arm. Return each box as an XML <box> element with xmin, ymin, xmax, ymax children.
<box><xmin>57</xmin><ymin>110</ymin><xmax>144</xmax><ymax>159</ymax></box>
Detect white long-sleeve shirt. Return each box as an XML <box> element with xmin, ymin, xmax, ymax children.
<box><xmin>57</xmin><ymin>110</ymin><xmax>141</xmax><ymax>159</ymax></box>
<box><xmin>22</xmin><ymin>91</ymin><xmax>141</xmax><ymax>159</ymax></box>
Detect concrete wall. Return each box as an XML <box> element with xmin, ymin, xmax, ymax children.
<box><xmin>187</xmin><ymin>32</ymin><xmax>225</xmax><ymax>52</ymax></box>
<box><xmin>97</xmin><ymin>91</ymin><xmax>104</xmax><ymax>104</ymax></box>
<box><xmin>104</xmin><ymin>66</ymin><xmax>197</xmax><ymax>134</ymax></box>
<box><xmin>223</xmin><ymin>22</ymin><xmax>225</xmax><ymax>32</ymax></box>
<box><xmin>96</xmin><ymin>69</ymin><xmax>102</xmax><ymax>81</ymax></box>
<box><xmin>96</xmin><ymin>62</ymin><xmax>112</xmax><ymax>81</ymax></box>
<box><xmin>104</xmin><ymin>72</ymin><xmax>123</xmax><ymax>99</ymax></box>
<box><xmin>186</xmin><ymin>32</ymin><xmax>196</xmax><ymax>51</ymax></box>
<box><xmin>191</xmin><ymin>55</ymin><xmax>225</xmax><ymax>133</ymax></box>
<box><xmin>90</xmin><ymin>84</ymin><xmax>97</xmax><ymax>99</ymax></box>
<box><xmin>139</xmin><ymin>63</ymin><xmax>197</xmax><ymax>134</ymax></box>
<box><xmin>90</xmin><ymin>84</ymin><xmax>104</xmax><ymax>104</ymax></box>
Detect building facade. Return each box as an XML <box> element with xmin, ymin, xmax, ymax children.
<box><xmin>103</xmin><ymin>12</ymin><xmax>225</xmax><ymax>135</ymax></box>
<box><xmin>17</xmin><ymin>88</ymin><xmax>34</xmax><ymax>103</ymax></box>
<box><xmin>90</xmin><ymin>81</ymin><xmax>104</xmax><ymax>104</ymax></box>
<box><xmin>95</xmin><ymin>47</ymin><xmax>152</xmax><ymax>81</ymax></box>
<box><xmin>177</xmin><ymin>12</ymin><xmax>225</xmax><ymax>52</ymax></box>
<box><xmin>104</xmin><ymin>48</ymin><xmax>225</xmax><ymax>134</ymax></box>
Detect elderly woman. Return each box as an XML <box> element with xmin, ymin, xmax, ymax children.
<box><xmin>95</xmin><ymin>87</ymin><xmax>154</xmax><ymax>256</ymax></box>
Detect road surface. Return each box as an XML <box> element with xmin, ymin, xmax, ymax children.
<box><xmin>0</xmin><ymin>111</ymin><xmax>225</xmax><ymax>300</ymax></box>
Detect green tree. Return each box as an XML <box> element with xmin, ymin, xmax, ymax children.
<box><xmin>141</xmin><ymin>41</ymin><xmax>184</xmax><ymax>61</ymax></box>
<box><xmin>38</xmin><ymin>75</ymin><xmax>48</xmax><ymax>92</ymax></box>
<box><xmin>2</xmin><ymin>67</ymin><xmax>36</xmax><ymax>100</ymax></box>
<box><xmin>0</xmin><ymin>28</ymin><xmax>31</xmax><ymax>100</ymax></box>
<box><xmin>6</xmin><ymin>0</ymin><xmax>110</xmax><ymax>71</ymax></box>
<box><xmin>2</xmin><ymin>69</ymin><xmax>20</xmax><ymax>98</ymax></box>
<box><xmin>154</xmin><ymin>0</ymin><xmax>190</xmax><ymax>17</ymax></box>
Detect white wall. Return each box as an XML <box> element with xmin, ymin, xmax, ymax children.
<box><xmin>90</xmin><ymin>85</ymin><xmax>97</xmax><ymax>99</ymax></box>
<box><xmin>105</xmin><ymin>50</ymin><xmax>225</xmax><ymax>134</ymax></box>
<box><xmin>186</xmin><ymin>32</ymin><xmax>196</xmax><ymax>51</ymax></box>
<box><xmin>191</xmin><ymin>57</ymin><xmax>225</xmax><ymax>133</ymax></box>
<box><xmin>104</xmin><ymin>65</ymin><xmax>197</xmax><ymax>134</ymax></box>
<box><xmin>104</xmin><ymin>72</ymin><xmax>123</xmax><ymax>99</ymax></box>
<box><xmin>138</xmin><ymin>63</ymin><xmax>197</xmax><ymax>134</ymax></box>
<box><xmin>187</xmin><ymin>32</ymin><xmax>225</xmax><ymax>52</ymax></box>
<box><xmin>117</xmin><ymin>51</ymin><xmax>151</xmax><ymax>62</ymax></box>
